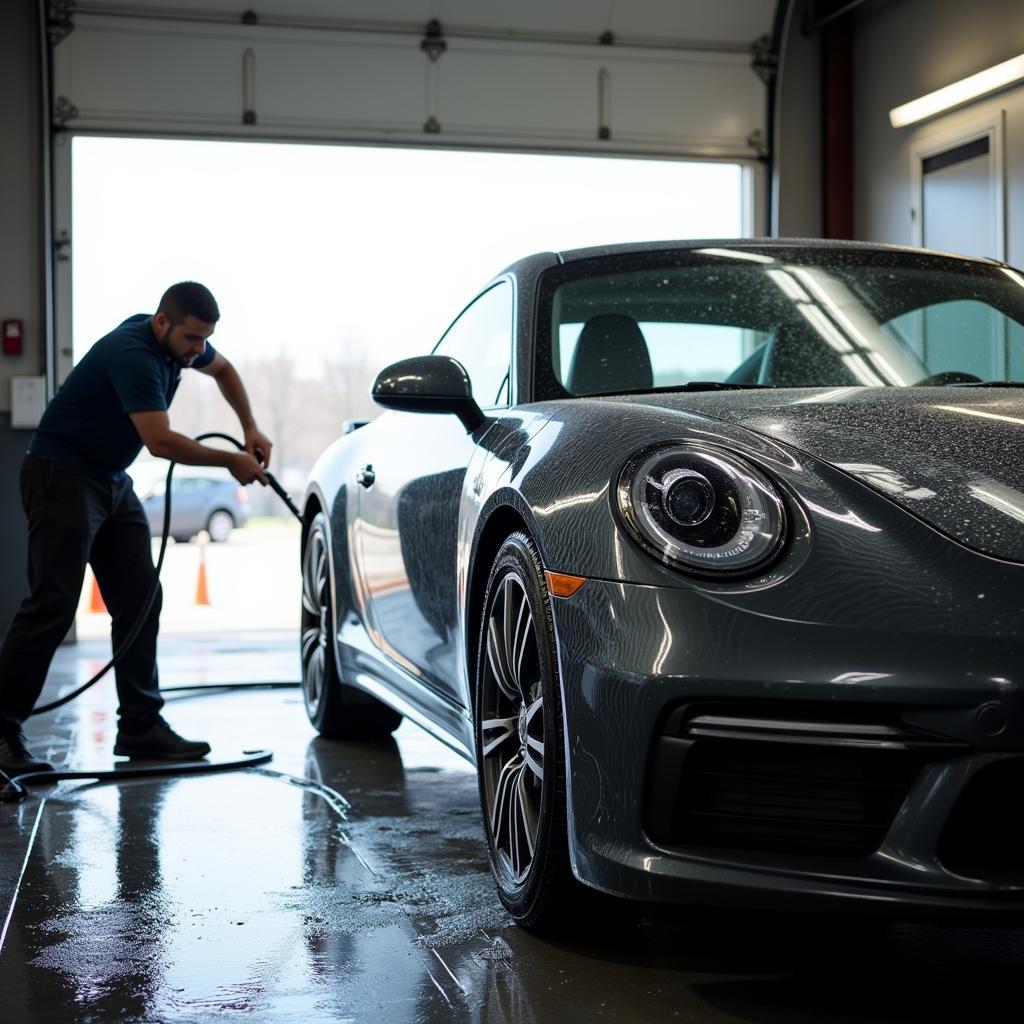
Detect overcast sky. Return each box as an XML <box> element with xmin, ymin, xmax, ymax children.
<box><xmin>72</xmin><ymin>137</ymin><xmax>744</xmax><ymax>376</ymax></box>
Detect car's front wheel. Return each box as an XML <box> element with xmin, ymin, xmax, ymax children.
<box><xmin>475</xmin><ymin>531</ymin><xmax>576</xmax><ymax>930</ymax></box>
<box><xmin>301</xmin><ymin>511</ymin><xmax>402</xmax><ymax>740</ymax></box>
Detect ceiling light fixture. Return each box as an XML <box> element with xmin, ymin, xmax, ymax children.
<box><xmin>889</xmin><ymin>53</ymin><xmax>1024</xmax><ymax>127</ymax></box>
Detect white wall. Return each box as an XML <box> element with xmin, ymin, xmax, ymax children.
<box><xmin>853</xmin><ymin>0</ymin><xmax>1024</xmax><ymax>261</ymax></box>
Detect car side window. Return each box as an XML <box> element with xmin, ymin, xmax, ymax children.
<box><xmin>433</xmin><ymin>281</ymin><xmax>513</xmax><ymax>407</ymax></box>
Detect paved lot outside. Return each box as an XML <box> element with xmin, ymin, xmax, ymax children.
<box><xmin>76</xmin><ymin>519</ymin><xmax>302</xmax><ymax>638</ymax></box>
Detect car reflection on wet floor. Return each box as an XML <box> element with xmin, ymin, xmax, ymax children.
<box><xmin>1</xmin><ymin>634</ymin><xmax>1022</xmax><ymax>1023</ymax></box>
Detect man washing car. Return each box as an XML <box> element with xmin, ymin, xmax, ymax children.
<box><xmin>0</xmin><ymin>281</ymin><xmax>271</xmax><ymax>773</ymax></box>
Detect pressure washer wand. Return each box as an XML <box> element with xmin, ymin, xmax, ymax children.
<box><xmin>197</xmin><ymin>433</ymin><xmax>302</xmax><ymax>522</ymax></box>
<box><xmin>234</xmin><ymin>437</ymin><xmax>302</xmax><ymax>523</ymax></box>
<box><xmin>264</xmin><ymin>472</ymin><xmax>302</xmax><ymax>522</ymax></box>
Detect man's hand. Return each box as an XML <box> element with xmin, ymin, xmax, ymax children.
<box><xmin>245</xmin><ymin>427</ymin><xmax>274</xmax><ymax>469</ymax></box>
<box><xmin>228</xmin><ymin>451</ymin><xmax>269</xmax><ymax>486</ymax></box>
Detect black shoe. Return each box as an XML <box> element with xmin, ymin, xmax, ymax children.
<box><xmin>0</xmin><ymin>730</ymin><xmax>55</xmax><ymax>774</ymax></box>
<box><xmin>113</xmin><ymin>717</ymin><xmax>211</xmax><ymax>761</ymax></box>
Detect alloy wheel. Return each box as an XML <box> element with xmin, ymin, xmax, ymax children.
<box><xmin>480</xmin><ymin>571</ymin><xmax>546</xmax><ymax>886</ymax></box>
<box><xmin>301</xmin><ymin>523</ymin><xmax>330</xmax><ymax>718</ymax></box>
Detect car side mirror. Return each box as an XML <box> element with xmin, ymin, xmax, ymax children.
<box><xmin>372</xmin><ymin>355</ymin><xmax>488</xmax><ymax>433</ymax></box>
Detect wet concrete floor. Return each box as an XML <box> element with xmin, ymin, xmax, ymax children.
<box><xmin>2</xmin><ymin>631</ymin><xmax>1023</xmax><ymax>1022</ymax></box>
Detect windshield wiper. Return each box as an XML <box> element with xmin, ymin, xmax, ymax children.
<box><xmin>951</xmin><ymin>380</ymin><xmax>1024</xmax><ymax>388</ymax></box>
<box><xmin>597</xmin><ymin>382</ymin><xmax>778</xmax><ymax>397</ymax></box>
<box><xmin>594</xmin><ymin>382</ymin><xmax>784</xmax><ymax>398</ymax></box>
<box><xmin>660</xmin><ymin>381</ymin><xmax>775</xmax><ymax>393</ymax></box>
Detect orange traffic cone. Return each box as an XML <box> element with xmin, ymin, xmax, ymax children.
<box><xmin>89</xmin><ymin>571</ymin><xmax>107</xmax><ymax>613</ymax></box>
<box><xmin>194</xmin><ymin>534</ymin><xmax>211</xmax><ymax>606</ymax></box>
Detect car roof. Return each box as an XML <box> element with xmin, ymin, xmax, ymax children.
<box><xmin>497</xmin><ymin>238</ymin><xmax>1007</xmax><ymax>278</ymax></box>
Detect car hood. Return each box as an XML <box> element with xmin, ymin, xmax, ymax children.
<box><xmin>605</xmin><ymin>386</ymin><xmax>1024</xmax><ymax>562</ymax></box>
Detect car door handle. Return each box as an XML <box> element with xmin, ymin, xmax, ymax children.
<box><xmin>356</xmin><ymin>465</ymin><xmax>375</xmax><ymax>488</ymax></box>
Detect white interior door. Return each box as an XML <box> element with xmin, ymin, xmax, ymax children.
<box><xmin>912</xmin><ymin>113</ymin><xmax>1005</xmax><ymax>262</ymax></box>
<box><xmin>922</xmin><ymin>136</ymin><xmax>997</xmax><ymax>259</ymax></box>
<box><xmin>910</xmin><ymin>114</ymin><xmax>1007</xmax><ymax>378</ymax></box>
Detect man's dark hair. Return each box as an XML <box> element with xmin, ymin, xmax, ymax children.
<box><xmin>157</xmin><ymin>281</ymin><xmax>220</xmax><ymax>325</ymax></box>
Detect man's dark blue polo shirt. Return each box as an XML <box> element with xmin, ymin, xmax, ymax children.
<box><xmin>30</xmin><ymin>314</ymin><xmax>217</xmax><ymax>478</ymax></box>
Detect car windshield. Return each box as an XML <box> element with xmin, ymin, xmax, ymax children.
<box><xmin>546</xmin><ymin>247</ymin><xmax>1024</xmax><ymax>395</ymax></box>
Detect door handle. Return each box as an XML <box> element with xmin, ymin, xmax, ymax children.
<box><xmin>356</xmin><ymin>465</ymin><xmax>375</xmax><ymax>488</ymax></box>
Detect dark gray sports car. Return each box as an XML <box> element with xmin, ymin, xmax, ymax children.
<box><xmin>301</xmin><ymin>239</ymin><xmax>1024</xmax><ymax>928</ymax></box>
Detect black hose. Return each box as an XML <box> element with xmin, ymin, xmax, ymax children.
<box><xmin>30</xmin><ymin>433</ymin><xmax>302</xmax><ymax>716</ymax></box>
<box><xmin>2</xmin><ymin>682</ymin><xmax>304</xmax><ymax>802</ymax></box>
<box><xmin>162</xmin><ymin>681</ymin><xmax>299</xmax><ymax>695</ymax></box>
<box><xmin>1</xmin><ymin>748</ymin><xmax>276</xmax><ymax>803</ymax></box>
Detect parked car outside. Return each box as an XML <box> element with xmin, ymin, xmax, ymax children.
<box><xmin>301</xmin><ymin>238</ymin><xmax>1024</xmax><ymax>930</ymax></box>
<box><xmin>137</xmin><ymin>469</ymin><xmax>250</xmax><ymax>542</ymax></box>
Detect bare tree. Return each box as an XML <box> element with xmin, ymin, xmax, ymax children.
<box><xmin>320</xmin><ymin>343</ymin><xmax>379</xmax><ymax>428</ymax></box>
<box><xmin>159</xmin><ymin>339</ymin><xmax>383</xmax><ymax>518</ymax></box>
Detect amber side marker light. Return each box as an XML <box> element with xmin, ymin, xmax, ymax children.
<box><xmin>545</xmin><ymin>571</ymin><xmax>588</xmax><ymax>598</ymax></box>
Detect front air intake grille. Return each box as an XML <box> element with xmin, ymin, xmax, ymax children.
<box><xmin>938</xmin><ymin>758</ymin><xmax>1024</xmax><ymax>882</ymax></box>
<box><xmin>673</xmin><ymin>739</ymin><xmax>924</xmax><ymax>857</ymax></box>
<box><xmin>645</xmin><ymin>703</ymin><xmax>956</xmax><ymax>858</ymax></box>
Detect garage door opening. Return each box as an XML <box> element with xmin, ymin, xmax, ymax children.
<box><xmin>67</xmin><ymin>136</ymin><xmax>749</xmax><ymax>638</ymax></box>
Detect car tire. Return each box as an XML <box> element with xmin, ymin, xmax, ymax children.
<box><xmin>475</xmin><ymin>530</ymin><xmax>578</xmax><ymax>931</ymax></box>
<box><xmin>206</xmin><ymin>508</ymin><xmax>234</xmax><ymax>543</ymax></box>
<box><xmin>301</xmin><ymin>511</ymin><xmax>403</xmax><ymax>740</ymax></box>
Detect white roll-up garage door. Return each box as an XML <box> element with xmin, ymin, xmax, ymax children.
<box><xmin>49</xmin><ymin>1</ymin><xmax>771</xmax><ymax>159</ymax></box>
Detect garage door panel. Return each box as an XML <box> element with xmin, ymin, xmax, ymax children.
<box><xmin>72</xmin><ymin>0</ymin><xmax>772</xmax><ymax>46</ymax></box>
<box><xmin>81</xmin><ymin>0</ymin><xmax>431</xmax><ymax>26</ymax></box>
<box><xmin>439</xmin><ymin>49</ymin><xmax>597</xmax><ymax>137</ymax></box>
<box><xmin>55</xmin><ymin>17</ymin><xmax>427</xmax><ymax>134</ymax></box>
<box><xmin>53</xmin><ymin>13</ymin><xmax>764</xmax><ymax>157</ymax></box>
<box><xmin>604</xmin><ymin>0</ymin><xmax>774</xmax><ymax>44</ymax></box>
<box><xmin>440</xmin><ymin>0</ymin><xmax>624</xmax><ymax>38</ymax></box>
<box><xmin>609</xmin><ymin>57</ymin><xmax>761</xmax><ymax>147</ymax></box>
<box><xmin>256</xmin><ymin>40</ymin><xmax>425</xmax><ymax>130</ymax></box>
<box><xmin>439</xmin><ymin>45</ymin><xmax>760</xmax><ymax>154</ymax></box>
<box><xmin>54</xmin><ymin>23</ymin><xmax>242</xmax><ymax>124</ymax></box>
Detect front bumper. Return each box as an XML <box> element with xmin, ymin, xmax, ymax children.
<box><xmin>550</xmin><ymin>578</ymin><xmax>1024</xmax><ymax>918</ymax></box>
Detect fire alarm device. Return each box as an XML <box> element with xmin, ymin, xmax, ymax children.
<box><xmin>3</xmin><ymin>319</ymin><xmax>24</xmax><ymax>355</ymax></box>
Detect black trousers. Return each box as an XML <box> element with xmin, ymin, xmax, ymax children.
<box><xmin>0</xmin><ymin>454</ymin><xmax>164</xmax><ymax>734</ymax></box>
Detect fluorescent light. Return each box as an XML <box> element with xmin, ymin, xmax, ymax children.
<box><xmin>889</xmin><ymin>53</ymin><xmax>1024</xmax><ymax>127</ymax></box>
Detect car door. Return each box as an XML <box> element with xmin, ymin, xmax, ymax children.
<box><xmin>355</xmin><ymin>280</ymin><xmax>514</xmax><ymax>708</ymax></box>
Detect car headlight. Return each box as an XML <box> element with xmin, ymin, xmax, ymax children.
<box><xmin>616</xmin><ymin>443</ymin><xmax>786</xmax><ymax>576</ymax></box>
